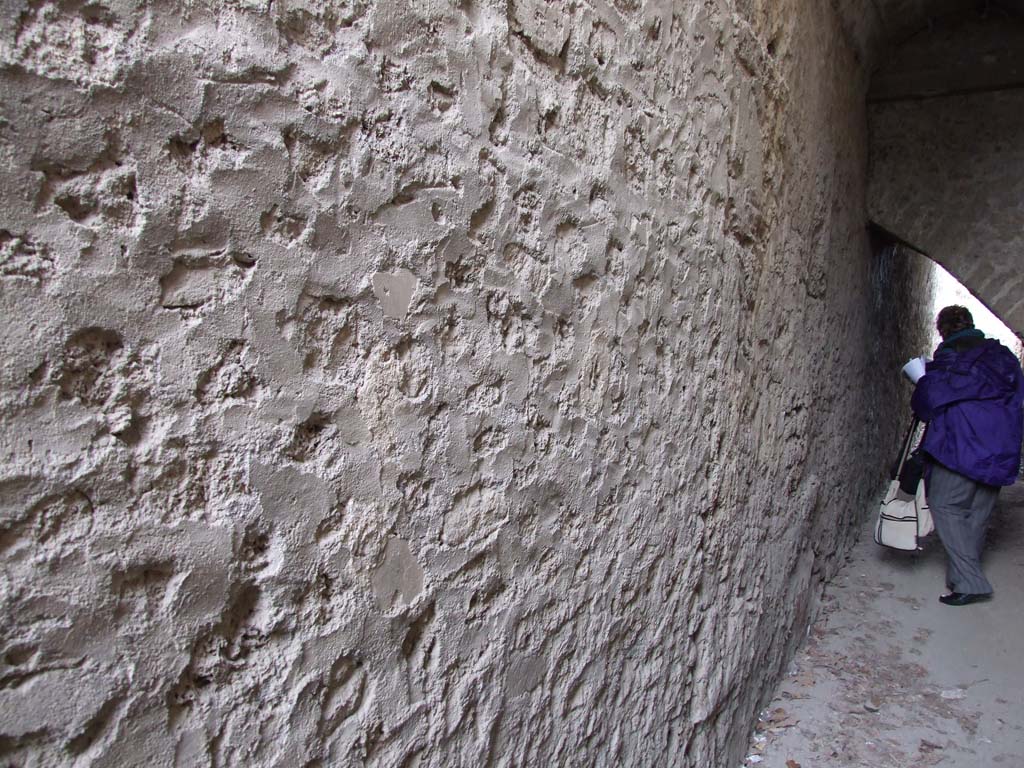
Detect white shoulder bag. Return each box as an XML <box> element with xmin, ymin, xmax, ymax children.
<box><xmin>874</xmin><ymin>418</ymin><xmax>934</xmax><ymax>551</ymax></box>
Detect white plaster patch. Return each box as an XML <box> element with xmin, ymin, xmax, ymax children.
<box><xmin>372</xmin><ymin>269</ymin><xmax>418</xmax><ymax>318</ymax></box>
<box><xmin>370</xmin><ymin>537</ymin><xmax>425</xmax><ymax>610</ymax></box>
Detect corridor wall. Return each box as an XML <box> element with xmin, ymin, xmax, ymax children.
<box><xmin>0</xmin><ymin>1</ymin><xmax>931</xmax><ymax>765</ymax></box>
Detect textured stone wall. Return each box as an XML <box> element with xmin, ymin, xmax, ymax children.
<box><xmin>868</xmin><ymin>11</ymin><xmax>1024</xmax><ymax>337</ymax></box>
<box><xmin>0</xmin><ymin>1</ymin><xmax>928</xmax><ymax>766</ymax></box>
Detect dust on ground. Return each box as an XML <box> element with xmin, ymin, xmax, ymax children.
<box><xmin>745</xmin><ymin>484</ymin><xmax>1024</xmax><ymax>768</ymax></box>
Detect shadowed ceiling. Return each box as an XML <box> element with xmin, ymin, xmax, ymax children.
<box><xmin>833</xmin><ymin>0</ymin><xmax>1024</xmax><ymax>72</ymax></box>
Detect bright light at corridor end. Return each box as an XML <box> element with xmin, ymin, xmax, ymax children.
<box><xmin>929</xmin><ymin>262</ymin><xmax>1023</xmax><ymax>358</ymax></box>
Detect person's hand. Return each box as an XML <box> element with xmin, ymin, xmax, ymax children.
<box><xmin>902</xmin><ymin>356</ymin><xmax>928</xmax><ymax>384</ymax></box>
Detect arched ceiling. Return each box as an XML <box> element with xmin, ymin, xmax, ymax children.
<box><xmin>864</xmin><ymin>0</ymin><xmax>1024</xmax><ymax>336</ymax></box>
<box><xmin>833</xmin><ymin>0</ymin><xmax>1024</xmax><ymax>72</ymax></box>
<box><xmin>874</xmin><ymin>0</ymin><xmax>1023</xmax><ymax>44</ymax></box>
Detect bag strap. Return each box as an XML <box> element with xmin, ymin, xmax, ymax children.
<box><xmin>894</xmin><ymin>417</ymin><xmax>920</xmax><ymax>477</ymax></box>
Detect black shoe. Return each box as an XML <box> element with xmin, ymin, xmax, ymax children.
<box><xmin>939</xmin><ymin>592</ymin><xmax>992</xmax><ymax>606</ymax></box>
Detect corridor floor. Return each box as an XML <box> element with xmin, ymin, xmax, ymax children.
<box><xmin>746</xmin><ymin>483</ymin><xmax>1024</xmax><ymax>767</ymax></box>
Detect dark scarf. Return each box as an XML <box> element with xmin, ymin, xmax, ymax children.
<box><xmin>938</xmin><ymin>327</ymin><xmax>985</xmax><ymax>355</ymax></box>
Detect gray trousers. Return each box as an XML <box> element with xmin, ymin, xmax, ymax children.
<box><xmin>926</xmin><ymin>463</ymin><xmax>999</xmax><ymax>595</ymax></box>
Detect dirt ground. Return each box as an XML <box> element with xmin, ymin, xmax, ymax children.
<box><xmin>744</xmin><ymin>484</ymin><xmax>1024</xmax><ymax>768</ymax></box>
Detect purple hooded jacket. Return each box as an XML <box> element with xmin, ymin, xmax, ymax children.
<box><xmin>912</xmin><ymin>331</ymin><xmax>1024</xmax><ymax>486</ymax></box>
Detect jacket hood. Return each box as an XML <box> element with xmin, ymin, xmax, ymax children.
<box><xmin>935</xmin><ymin>339</ymin><xmax>1024</xmax><ymax>401</ymax></box>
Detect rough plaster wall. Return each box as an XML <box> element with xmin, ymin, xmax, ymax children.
<box><xmin>0</xmin><ymin>1</ymin><xmax>925</xmax><ymax>766</ymax></box>
<box><xmin>870</xmin><ymin>242</ymin><xmax>936</xmax><ymax>388</ymax></box>
<box><xmin>868</xmin><ymin>13</ymin><xmax>1024</xmax><ymax>337</ymax></box>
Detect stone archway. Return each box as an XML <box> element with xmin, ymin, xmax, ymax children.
<box><xmin>866</xmin><ymin>2</ymin><xmax>1024</xmax><ymax>337</ymax></box>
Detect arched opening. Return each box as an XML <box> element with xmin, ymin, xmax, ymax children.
<box><xmin>868</xmin><ymin>1</ymin><xmax>1024</xmax><ymax>338</ymax></box>
<box><xmin>930</xmin><ymin>259</ymin><xmax>1022</xmax><ymax>355</ymax></box>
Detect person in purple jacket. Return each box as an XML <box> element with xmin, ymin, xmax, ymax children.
<box><xmin>912</xmin><ymin>305</ymin><xmax>1024</xmax><ymax>606</ymax></box>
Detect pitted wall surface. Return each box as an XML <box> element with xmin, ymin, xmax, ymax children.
<box><xmin>0</xmin><ymin>1</ymin><xmax>927</xmax><ymax>766</ymax></box>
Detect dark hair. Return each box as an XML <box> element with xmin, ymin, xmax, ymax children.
<box><xmin>936</xmin><ymin>305</ymin><xmax>974</xmax><ymax>340</ymax></box>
